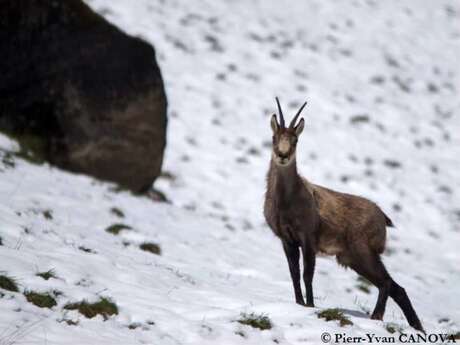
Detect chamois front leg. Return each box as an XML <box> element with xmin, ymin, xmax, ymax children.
<box><xmin>282</xmin><ymin>241</ymin><xmax>305</xmax><ymax>306</ymax></box>
<box><xmin>301</xmin><ymin>243</ymin><xmax>316</xmax><ymax>307</ymax></box>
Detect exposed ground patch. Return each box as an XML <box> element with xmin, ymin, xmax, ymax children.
<box><xmin>64</xmin><ymin>298</ymin><xmax>118</xmax><ymax>320</ymax></box>
<box><xmin>318</xmin><ymin>308</ymin><xmax>353</xmax><ymax>327</ymax></box>
<box><xmin>237</xmin><ymin>312</ymin><xmax>272</xmax><ymax>330</ymax></box>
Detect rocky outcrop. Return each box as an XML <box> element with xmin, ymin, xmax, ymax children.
<box><xmin>0</xmin><ymin>0</ymin><xmax>167</xmax><ymax>192</ymax></box>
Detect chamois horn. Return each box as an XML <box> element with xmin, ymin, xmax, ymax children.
<box><xmin>275</xmin><ymin>97</ymin><xmax>285</xmax><ymax>128</ymax></box>
<box><xmin>289</xmin><ymin>101</ymin><xmax>307</xmax><ymax>129</ymax></box>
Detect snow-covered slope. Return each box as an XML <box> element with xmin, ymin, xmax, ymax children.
<box><xmin>1</xmin><ymin>0</ymin><xmax>459</xmax><ymax>344</ymax></box>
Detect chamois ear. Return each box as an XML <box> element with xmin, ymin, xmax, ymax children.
<box><xmin>295</xmin><ymin>118</ymin><xmax>305</xmax><ymax>136</ymax></box>
<box><xmin>270</xmin><ymin>114</ymin><xmax>279</xmax><ymax>133</ymax></box>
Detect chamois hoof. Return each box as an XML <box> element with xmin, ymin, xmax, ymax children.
<box><xmin>370</xmin><ymin>313</ymin><xmax>383</xmax><ymax>321</ymax></box>
<box><xmin>412</xmin><ymin>322</ymin><xmax>425</xmax><ymax>334</ymax></box>
<box><xmin>296</xmin><ymin>300</ymin><xmax>306</xmax><ymax>306</ymax></box>
<box><xmin>306</xmin><ymin>303</ymin><xmax>315</xmax><ymax>308</ymax></box>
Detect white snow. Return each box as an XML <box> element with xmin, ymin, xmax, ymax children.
<box><xmin>1</xmin><ymin>0</ymin><xmax>459</xmax><ymax>344</ymax></box>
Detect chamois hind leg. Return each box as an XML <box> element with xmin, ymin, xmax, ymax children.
<box><xmin>282</xmin><ymin>241</ymin><xmax>305</xmax><ymax>306</ymax></box>
<box><xmin>346</xmin><ymin>248</ymin><xmax>392</xmax><ymax>321</ymax></box>
<box><xmin>348</xmin><ymin>247</ymin><xmax>424</xmax><ymax>332</ymax></box>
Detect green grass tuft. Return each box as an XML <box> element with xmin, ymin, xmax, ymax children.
<box><xmin>1</xmin><ymin>151</ymin><xmax>16</xmax><ymax>168</ymax></box>
<box><xmin>58</xmin><ymin>318</ymin><xmax>79</xmax><ymax>326</ymax></box>
<box><xmin>237</xmin><ymin>312</ymin><xmax>272</xmax><ymax>330</ymax></box>
<box><xmin>139</xmin><ymin>242</ymin><xmax>161</xmax><ymax>255</ymax></box>
<box><xmin>64</xmin><ymin>297</ymin><xmax>118</xmax><ymax>320</ymax></box>
<box><xmin>110</xmin><ymin>207</ymin><xmax>125</xmax><ymax>218</ymax></box>
<box><xmin>24</xmin><ymin>291</ymin><xmax>57</xmax><ymax>309</ymax></box>
<box><xmin>0</xmin><ymin>130</ymin><xmax>47</xmax><ymax>165</ymax></box>
<box><xmin>105</xmin><ymin>223</ymin><xmax>132</xmax><ymax>235</ymax></box>
<box><xmin>36</xmin><ymin>269</ymin><xmax>57</xmax><ymax>280</ymax></box>
<box><xmin>318</xmin><ymin>308</ymin><xmax>353</xmax><ymax>327</ymax></box>
<box><xmin>385</xmin><ymin>322</ymin><xmax>404</xmax><ymax>334</ymax></box>
<box><xmin>385</xmin><ymin>323</ymin><xmax>396</xmax><ymax>334</ymax></box>
<box><xmin>0</xmin><ymin>274</ymin><xmax>19</xmax><ymax>292</ymax></box>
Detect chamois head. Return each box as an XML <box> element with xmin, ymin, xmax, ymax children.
<box><xmin>270</xmin><ymin>98</ymin><xmax>307</xmax><ymax>166</ymax></box>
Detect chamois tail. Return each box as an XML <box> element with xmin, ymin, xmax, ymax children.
<box><xmin>384</xmin><ymin>212</ymin><xmax>394</xmax><ymax>228</ymax></box>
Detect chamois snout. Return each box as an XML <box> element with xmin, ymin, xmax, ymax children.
<box><xmin>272</xmin><ymin>133</ymin><xmax>297</xmax><ymax>166</ymax></box>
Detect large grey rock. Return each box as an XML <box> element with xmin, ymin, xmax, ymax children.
<box><xmin>0</xmin><ymin>0</ymin><xmax>167</xmax><ymax>192</ymax></box>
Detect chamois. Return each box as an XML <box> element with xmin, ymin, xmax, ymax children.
<box><xmin>263</xmin><ymin>98</ymin><xmax>424</xmax><ymax>332</ymax></box>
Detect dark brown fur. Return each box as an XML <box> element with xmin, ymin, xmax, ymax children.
<box><xmin>264</xmin><ymin>100</ymin><xmax>424</xmax><ymax>332</ymax></box>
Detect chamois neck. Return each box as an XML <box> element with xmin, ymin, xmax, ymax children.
<box><xmin>270</xmin><ymin>158</ymin><xmax>301</xmax><ymax>197</ymax></box>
